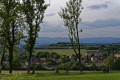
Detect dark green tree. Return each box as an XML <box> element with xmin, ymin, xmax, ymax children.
<box><xmin>105</xmin><ymin>56</ymin><xmax>115</xmax><ymax>70</ymax></box>
<box><xmin>0</xmin><ymin>0</ymin><xmax>24</xmax><ymax>73</ymax></box>
<box><xmin>113</xmin><ymin>57</ymin><xmax>120</xmax><ymax>70</ymax></box>
<box><xmin>23</xmin><ymin>0</ymin><xmax>48</xmax><ymax>74</ymax></box>
<box><xmin>59</xmin><ymin>0</ymin><xmax>83</xmax><ymax>71</ymax></box>
<box><xmin>12</xmin><ymin>58</ymin><xmax>21</xmax><ymax>70</ymax></box>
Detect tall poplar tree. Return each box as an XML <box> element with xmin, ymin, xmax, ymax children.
<box><xmin>59</xmin><ymin>0</ymin><xmax>83</xmax><ymax>71</ymax></box>
<box><xmin>0</xmin><ymin>0</ymin><xmax>24</xmax><ymax>73</ymax></box>
<box><xmin>23</xmin><ymin>0</ymin><xmax>48</xmax><ymax>74</ymax></box>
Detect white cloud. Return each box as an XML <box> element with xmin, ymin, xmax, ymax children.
<box><xmin>41</xmin><ymin>0</ymin><xmax>120</xmax><ymax>38</ymax></box>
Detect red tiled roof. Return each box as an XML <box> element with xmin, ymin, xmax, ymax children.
<box><xmin>95</xmin><ymin>60</ymin><xmax>105</xmax><ymax>65</ymax></box>
<box><xmin>114</xmin><ymin>54</ymin><xmax>120</xmax><ymax>56</ymax></box>
<box><xmin>87</xmin><ymin>51</ymin><xmax>106</xmax><ymax>53</ymax></box>
<box><xmin>31</xmin><ymin>61</ymin><xmax>49</xmax><ymax>64</ymax></box>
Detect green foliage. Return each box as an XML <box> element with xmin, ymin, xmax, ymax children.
<box><xmin>105</xmin><ymin>56</ymin><xmax>115</xmax><ymax>69</ymax></box>
<box><xmin>61</xmin><ymin>57</ymin><xmax>71</xmax><ymax>63</ymax></box>
<box><xmin>48</xmin><ymin>52</ymin><xmax>60</xmax><ymax>59</ymax></box>
<box><xmin>71</xmin><ymin>62</ymin><xmax>86</xmax><ymax>70</ymax></box>
<box><xmin>90</xmin><ymin>64</ymin><xmax>96</xmax><ymax>71</ymax></box>
<box><xmin>35</xmin><ymin>65</ymin><xmax>46</xmax><ymax>70</ymax></box>
<box><xmin>54</xmin><ymin>54</ymin><xmax>60</xmax><ymax>59</ymax></box>
<box><xmin>23</xmin><ymin>0</ymin><xmax>48</xmax><ymax>73</ymax></box>
<box><xmin>113</xmin><ymin>57</ymin><xmax>120</xmax><ymax>70</ymax></box>
<box><xmin>0</xmin><ymin>0</ymin><xmax>24</xmax><ymax>73</ymax></box>
<box><xmin>59</xmin><ymin>0</ymin><xmax>83</xmax><ymax>67</ymax></box>
<box><xmin>17</xmin><ymin>52</ymin><xmax>27</xmax><ymax>60</ymax></box>
<box><xmin>37</xmin><ymin>52</ymin><xmax>49</xmax><ymax>58</ymax></box>
<box><xmin>30</xmin><ymin>64</ymin><xmax>46</xmax><ymax>70</ymax></box>
<box><xmin>58</xmin><ymin>62</ymin><xmax>73</xmax><ymax>70</ymax></box>
<box><xmin>96</xmin><ymin>65</ymin><xmax>105</xmax><ymax>71</ymax></box>
<box><xmin>99</xmin><ymin>44</ymin><xmax>120</xmax><ymax>56</ymax></box>
<box><xmin>12</xmin><ymin>58</ymin><xmax>21</xmax><ymax>70</ymax></box>
<box><xmin>85</xmin><ymin>46</ymin><xmax>99</xmax><ymax>50</ymax></box>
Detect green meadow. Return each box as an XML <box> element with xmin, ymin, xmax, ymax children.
<box><xmin>1</xmin><ymin>71</ymin><xmax>120</xmax><ymax>80</ymax></box>
<box><xmin>33</xmin><ymin>49</ymin><xmax>95</xmax><ymax>56</ymax></box>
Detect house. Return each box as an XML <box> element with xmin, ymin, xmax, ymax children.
<box><xmin>62</xmin><ymin>55</ymin><xmax>67</xmax><ymax>58</ymax></box>
<box><xmin>31</xmin><ymin>61</ymin><xmax>49</xmax><ymax>66</ymax></box>
<box><xmin>46</xmin><ymin>65</ymin><xmax>59</xmax><ymax>69</ymax></box>
<box><xmin>21</xmin><ymin>63</ymin><xmax>27</xmax><ymax>68</ymax></box>
<box><xmin>95</xmin><ymin>60</ymin><xmax>105</xmax><ymax>65</ymax></box>
<box><xmin>83</xmin><ymin>62</ymin><xmax>93</xmax><ymax>66</ymax></box>
<box><xmin>20</xmin><ymin>58</ymin><xmax>27</xmax><ymax>63</ymax></box>
<box><xmin>87</xmin><ymin>51</ymin><xmax>106</xmax><ymax>57</ymax></box>
<box><xmin>114</xmin><ymin>54</ymin><xmax>120</xmax><ymax>58</ymax></box>
<box><xmin>32</xmin><ymin>56</ymin><xmax>40</xmax><ymax>61</ymax></box>
<box><xmin>70</xmin><ymin>55</ymin><xmax>76</xmax><ymax>62</ymax></box>
<box><xmin>91</xmin><ymin>56</ymin><xmax>98</xmax><ymax>62</ymax></box>
<box><xmin>81</xmin><ymin>55</ymin><xmax>87</xmax><ymax>61</ymax></box>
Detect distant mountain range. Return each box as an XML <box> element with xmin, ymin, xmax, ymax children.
<box><xmin>20</xmin><ymin>37</ymin><xmax>120</xmax><ymax>46</ymax></box>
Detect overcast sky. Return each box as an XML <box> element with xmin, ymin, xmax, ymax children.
<box><xmin>39</xmin><ymin>0</ymin><xmax>120</xmax><ymax>38</ymax></box>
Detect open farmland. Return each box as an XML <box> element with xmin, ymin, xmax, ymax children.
<box><xmin>33</xmin><ymin>49</ymin><xmax>87</xmax><ymax>56</ymax></box>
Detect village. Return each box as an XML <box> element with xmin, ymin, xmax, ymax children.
<box><xmin>1</xmin><ymin>50</ymin><xmax>120</xmax><ymax>70</ymax></box>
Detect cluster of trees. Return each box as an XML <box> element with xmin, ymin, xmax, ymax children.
<box><xmin>105</xmin><ymin>56</ymin><xmax>120</xmax><ymax>70</ymax></box>
<box><xmin>99</xmin><ymin>44</ymin><xmax>120</xmax><ymax>57</ymax></box>
<box><xmin>56</xmin><ymin>61</ymin><xmax>106</xmax><ymax>73</ymax></box>
<box><xmin>0</xmin><ymin>0</ymin><xmax>48</xmax><ymax>74</ymax></box>
<box><xmin>36</xmin><ymin>52</ymin><xmax>60</xmax><ymax>59</ymax></box>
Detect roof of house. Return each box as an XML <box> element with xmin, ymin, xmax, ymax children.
<box><xmin>87</xmin><ymin>51</ymin><xmax>106</xmax><ymax>54</ymax></box>
<box><xmin>95</xmin><ymin>60</ymin><xmax>105</xmax><ymax>65</ymax></box>
<box><xmin>31</xmin><ymin>61</ymin><xmax>49</xmax><ymax>64</ymax></box>
<box><xmin>114</xmin><ymin>54</ymin><xmax>120</xmax><ymax>56</ymax></box>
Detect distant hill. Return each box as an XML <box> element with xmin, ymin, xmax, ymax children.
<box><xmin>30</xmin><ymin>37</ymin><xmax>120</xmax><ymax>46</ymax></box>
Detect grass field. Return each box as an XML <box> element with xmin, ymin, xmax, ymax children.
<box><xmin>33</xmin><ymin>49</ymin><xmax>95</xmax><ymax>56</ymax></box>
<box><xmin>1</xmin><ymin>70</ymin><xmax>120</xmax><ymax>80</ymax></box>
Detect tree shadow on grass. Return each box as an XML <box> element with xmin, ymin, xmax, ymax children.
<box><xmin>33</xmin><ymin>70</ymin><xmax>86</xmax><ymax>77</ymax></box>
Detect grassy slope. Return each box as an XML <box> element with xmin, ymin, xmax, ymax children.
<box><xmin>33</xmin><ymin>49</ymin><xmax>91</xmax><ymax>56</ymax></box>
<box><xmin>1</xmin><ymin>71</ymin><xmax>120</xmax><ymax>80</ymax></box>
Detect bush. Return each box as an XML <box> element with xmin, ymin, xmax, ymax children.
<box><xmin>71</xmin><ymin>62</ymin><xmax>87</xmax><ymax>71</ymax></box>
<box><xmin>90</xmin><ymin>64</ymin><xmax>96</xmax><ymax>71</ymax></box>
<box><xmin>96</xmin><ymin>65</ymin><xmax>105</xmax><ymax>71</ymax></box>
<box><xmin>35</xmin><ymin>65</ymin><xmax>46</xmax><ymax>70</ymax></box>
<box><xmin>30</xmin><ymin>64</ymin><xmax>46</xmax><ymax>70</ymax></box>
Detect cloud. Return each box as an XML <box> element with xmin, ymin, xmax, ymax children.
<box><xmin>80</xmin><ymin>18</ymin><xmax>120</xmax><ymax>28</ymax></box>
<box><xmin>41</xmin><ymin>18</ymin><xmax>120</xmax><ymax>33</ymax></box>
<box><xmin>39</xmin><ymin>18</ymin><xmax>120</xmax><ymax>38</ymax></box>
<box><xmin>41</xmin><ymin>22</ymin><xmax>66</xmax><ymax>32</ymax></box>
<box><xmin>88</xmin><ymin>4</ymin><xmax>108</xmax><ymax>10</ymax></box>
<box><xmin>45</xmin><ymin>13</ymin><xmax>55</xmax><ymax>17</ymax></box>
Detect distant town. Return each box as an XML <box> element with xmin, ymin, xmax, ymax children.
<box><xmin>1</xmin><ymin>42</ymin><xmax>120</xmax><ymax>71</ymax></box>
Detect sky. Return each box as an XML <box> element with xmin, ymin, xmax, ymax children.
<box><xmin>39</xmin><ymin>0</ymin><xmax>120</xmax><ymax>38</ymax></box>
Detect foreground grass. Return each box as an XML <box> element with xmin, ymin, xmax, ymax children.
<box><xmin>1</xmin><ymin>70</ymin><xmax>120</xmax><ymax>80</ymax></box>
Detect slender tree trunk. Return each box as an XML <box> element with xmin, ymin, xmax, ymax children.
<box><xmin>78</xmin><ymin>53</ymin><xmax>82</xmax><ymax>72</ymax></box>
<box><xmin>66</xmin><ymin>69</ymin><xmax>69</xmax><ymax>73</ymax></box>
<box><xmin>1</xmin><ymin>54</ymin><xmax>5</xmax><ymax>66</ymax></box>
<box><xmin>1</xmin><ymin>39</ymin><xmax>6</xmax><ymax>67</ymax></box>
<box><xmin>27</xmin><ymin>51</ymin><xmax>32</xmax><ymax>74</ymax></box>
<box><xmin>1</xmin><ymin>47</ymin><xmax>5</xmax><ymax>66</ymax></box>
<box><xmin>9</xmin><ymin>48</ymin><xmax>13</xmax><ymax>73</ymax></box>
<box><xmin>9</xmin><ymin>61</ymin><xmax>12</xmax><ymax>73</ymax></box>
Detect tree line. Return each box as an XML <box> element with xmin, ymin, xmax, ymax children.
<box><xmin>0</xmin><ymin>0</ymin><xmax>48</xmax><ymax>74</ymax></box>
